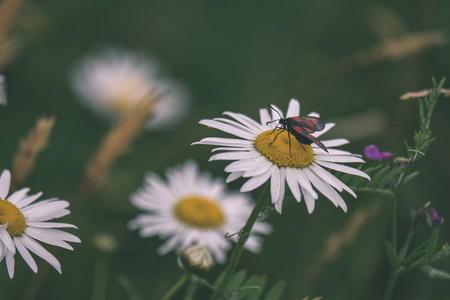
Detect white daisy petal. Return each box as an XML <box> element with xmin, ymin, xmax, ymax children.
<box><xmin>269</xmin><ymin>104</ymin><xmax>284</xmax><ymax>120</ymax></box>
<box><xmin>286</xmin><ymin>99</ymin><xmax>300</xmax><ymax>117</ymax></box>
<box><xmin>14</xmin><ymin>237</ymin><xmax>38</xmax><ymax>273</ymax></box>
<box><xmin>301</xmin><ymin>186</ymin><xmax>316</xmax><ymax>214</ymax></box>
<box><xmin>0</xmin><ymin>75</ymin><xmax>6</xmax><ymax>106</ymax></box>
<box><xmin>240</xmin><ymin>168</ymin><xmax>272</xmax><ymax>192</ymax></box>
<box><xmin>293</xmin><ymin>169</ymin><xmax>318</xmax><ymax>199</ymax></box>
<box><xmin>224</xmin><ymin>158</ymin><xmax>265</xmax><ymax>173</ymax></box>
<box><xmin>20</xmin><ymin>235</ymin><xmax>62</xmax><ymax>273</ymax></box>
<box><xmin>274</xmin><ymin>168</ymin><xmax>287</xmax><ymax>213</ymax></box>
<box><xmin>270</xmin><ymin>166</ymin><xmax>281</xmax><ymax>204</ymax></box>
<box><xmin>6</xmin><ymin>251</ymin><xmax>15</xmax><ymax>279</ymax></box>
<box><xmin>223</xmin><ymin>112</ymin><xmax>264</xmax><ymax>132</ymax></box>
<box><xmin>310</xmin><ymin>163</ymin><xmax>357</xmax><ymax>198</ymax></box>
<box><xmin>212</xmin><ymin>117</ymin><xmax>260</xmax><ymax>135</ymax></box>
<box><xmin>199</xmin><ymin>120</ymin><xmax>256</xmax><ymax>140</ymax></box>
<box><xmin>322</xmin><ymin>138</ymin><xmax>350</xmax><ymax>147</ymax></box>
<box><xmin>209</xmin><ymin>151</ymin><xmax>262</xmax><ymax>161</ymax></box>
<box><xmin>71</xmin><ymin>48</ymin><xmax>189</xmax><ymax>130</ymax></box>
<box><xmin>194</xmin><ymin>99</ymin><xmax>369</xmax><ymax>215</ymax></box>
<box><xmin>313</xmin><ymin>123</ymin><xmax>335</xmax><ymax>137</ymax></box>
<box><xmin>259</xmin><ymin>108</ymin><xmax>272</xmax><ymax>126</ymax></box>
<box><xmin>315</xmin><ymin>160</ymin><xmax>371</xmax><ymax>180</ymax></box>
<box><xmin>14</xmin><ymin>192</ymin><xmax>43</xmax><ymax>209</ymax></box>
<box><xmin>211</xmin><ymin>146</ymin><xmax>254</xmax><ymax>152</ymax></box>
<box><xmin>226</xmin><ymin>171</ymin><xmax>244</xmax><ymax>183</ymax></box>
<box><xmin>25</xmin><ymin>222</ymin><xmax>78</xmax><ymax>229</ymax></box>
<box><xmin>6</xmin><ymin>188</ymin><xmax>30</xmax><ymax>204</ymax></box>
<box><xmin>242</xmin><ymin>160</ymin><xmax>273</xmax><ymax>178</ymax></box>
<box><xmin>0</xmin><ymin>169</ymin><xmax>79</xmax><ymax>278</ymax></box>
<box><xmin>314</xmin><ymin>155</ymin><xmax>365</xmax><ymax>163</ymax></box>
<box><xmin>0</xmin><ymin>225</ymin><xmax>15</xmax><ymax>253</ymax></box>
<box><xmin>129</xmin><ymin>161</ymin><xmax>272</xmax><ymax>262</ymax></box>
<box><xmin>303</xmin><ymin>168</ymin><xmax>347</xmax><ymax>212</ymax></box>
<box><xmin>309</xmin><ymin>163</ymin><xmax>343</xmax><ymax>192</ymax></box>
<box><xmin>285</xmin><ymin>168</ymin><xmax>301</xmax><ymax>202</ymax></box>
<box><xmin>192</xmin><ymin>137</ymin><xmax>254</xmax><ymax>147</ymax></box>
<box><xmin>0</xmin><ymin>170</ymin><xmax>11</xmax><ymax>199</ymax></box>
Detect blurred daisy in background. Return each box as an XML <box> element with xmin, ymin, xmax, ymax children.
<box><xmin>0</xmin><ymin>170</ymin><xmax>80</xmax><ymax>279</ymax></box>
<box><xmin>194</xmin><ymin>99</ymin><xmax>370</xmax><ymax>214</ymax></box>
<box><xmin>0</xmin><ymin>75</ymin><xmax>6</xmax><ymax>106</ymax></box>
<box><xmin>70</xmin><ymin>48</ymin><xmax>190</xmax><ymax>130</ymax></box>
<box><xmin>128</xmin><ymin>160</ymin><xmax>272</xmax><ymax>263</ymax></box>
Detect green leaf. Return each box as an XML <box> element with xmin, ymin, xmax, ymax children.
<box><xmin>402</xmin><ymin>171</ymin><xmax>420</xmax><ymax>185</ymax></box>
<box><xmin>403</xmin><ymin>240</ymin><xmax>430</xmax><ymax>267</ymax></box>
<box><xmin>378</xmin><ymin>167</ymin><xmax>405</xmax><ymax>188</ymax></box>
<box><xmin>226</xmin><ymin>270</ymin><xmax>247</xmax><ymax>293</ymax></box>
<box><xmin>263</xmin><ymin>281</ymin><xmax>286</xmax><ymax>300</ymax></box>
<box><xmin>431</xmin><ymin>243</ymin><xmax>450</xmax><ymax>262</ymax></box>
<box><xmin>384</xmin><ymin>241</ymin><xmax>400</xmax><ymax>268</ymax></box>
<box><xmin>369</xmin><ymin>166</ymin><xmax>391</xmax><ymax>187</ymax></box>
<box><xmin>427</xmin><ymin>228</ymin><xmax>440</xmax><ymax>260</ymax></box>
<box><xmin>238</xmin><ymin>275</ymin><xmax>267</xmax><ymax>300</ymax></box>
<box><xmin>421</xmin><ymin>265</ymin><xmax>450</xmax><ymax>279</ymax></box>
<box><xmin>214</xmin><ymin>271</ymin><xmax>225</xmax><ymax>288</ymax></box>
<box><xmin>116</xmin><ymin>274</ymin><xmax>143</xmax><ymax>300</ymax></box>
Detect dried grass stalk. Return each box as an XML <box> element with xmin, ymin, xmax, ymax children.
<box><xmin>400</xmin><ymin>88</ymin><xmax>450</xmax><ymax>100</ymax></box>
<box><xmin>79</xmin><ymin>96</ymin><xmax>156</xmax><ymax>198</ymax></box>
<box><xmin>301</xmin><ymin>201</ymin><xmax>381</xmax><ymax>287</ymax></box>
<box><xmin>0</xmin><ymin>37</ymin><xmax>20</xmax><ymax>69</ymax></box>
<box><xmin>356</xmin><ymin>31</ymin><xmax>447</xmax><ymax>66</ymax></box>
<box><xmin>0</xmin><ymin>0</ymin><xmax>23</xmax><ymax>43</ymax></box>
<box><xmin>12</xmin><ymin>117</ymin><xmax>56</xmax><ymax>190</ymax></box>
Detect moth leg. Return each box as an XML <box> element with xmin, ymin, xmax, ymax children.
<box><xmin>288</xmin><ymin>131</ymin><xmax>292</xmax><ymax>156</ymax></box>
<box><xmin>268</xmin><ymin>128</ymin><xmax>284</xmax><ymax>146</ymax></box>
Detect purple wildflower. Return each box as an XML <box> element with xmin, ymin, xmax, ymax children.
<box><xmin>427</xmin><ymin>208</ymin><xmax>444</xmax><ymax>225</ymax></box>
<box><xmin>364</xmin><ymin>144</ymin><xmax>393</xmax><ymax>161</ymax></box>
<box><xmin>396</xmin><ymin>161</ymin><xmax>407</xmax><ymax>167</ymax></box>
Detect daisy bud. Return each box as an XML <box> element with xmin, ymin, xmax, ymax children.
<box><xmin>180</xmin><ymin>245</ymin><xmax>214</xmax><ymax>272</ymax></box>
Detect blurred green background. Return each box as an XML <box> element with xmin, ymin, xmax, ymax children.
<box><xmin>1</xmin><ymin>0</ymin><xmax>450</xmax><ymax>299</ymax></box>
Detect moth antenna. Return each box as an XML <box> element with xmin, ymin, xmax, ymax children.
<box><xmin>267</xmin><ymin>104</ymin><xmax>283</xmax><ymax>120</ymax></box>
<box><xmin>266</xmin><ymin>119</ymin><xmax>279</xmax><ymax>126</ymax></box>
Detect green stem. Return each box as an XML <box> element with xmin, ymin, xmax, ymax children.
<box><xmin>184</xmin><ymin>275</ymin><xmax>198</xmax><ymax>300</ymax></box>
<box><xmin>209</xmin><ymin>184</ymin><xmax>270</xmax><ymax>300</ymax></box>
<box><xmin>382</xmin><ymin>272</ymin><xmax>399</xmax><ymax>300</ymax></box>
<box><xmin>91</xmin><ymin>255</ymin><xmax>109</xmax><ymax>300</ymax></box>
<box><xmin>391</xmin><ymin>194</ymin><xmax>398</xmax><ymax>252</ymax></box>
<box><xmin>161</xmin><ymin>273</ymin><xmax>189</xmax><ymax>300</ymax></box>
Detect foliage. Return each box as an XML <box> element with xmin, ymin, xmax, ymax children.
<box><xmin>215</xmin><ymin>270</ymin><xmax>286</xmax><ymax>300</ymax></box>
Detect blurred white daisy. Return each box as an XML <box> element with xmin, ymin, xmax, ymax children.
<box><xmin>0</xmin><ymin>75</ymin><xmax>6</xmax><ymax>106</ymax></box>
<box><xmin>193</xmin><ymin>99</ymin><xmax>370</xmax><ymax>214</ymax></box>
<box><xmin>0</xmin><ymin>170</ymin><xmax>80</xmax><ymax>279</ymax></box>
<box><xmin>128</xmin><ymin>160</ymin><xmax>272</xmax><ymax>263</ymax></box>
<box><xmin>70</xmin><ymin>48</ymin><xmax>190</xmax><ymax>130</ymax></box>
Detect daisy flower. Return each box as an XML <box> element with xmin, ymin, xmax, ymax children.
<box><xmin>128</xmin><ymin>160</ymin><xmax>272</xmax><ymax>263</ymax></box>
<box><xmin>0</xmin><ymin>75</ymin><xmax>6</xmax><ymax>106</ymax></box>
<box><xmin>0</xmin><ymin>170</ymin><xmax>80</xmax><ymax>278</ymax></box>
<box><xmin>70</xmin><ymin>48</ymin><xmax>190</xmax><ymax>130</ymax></box>
<box><xmin>193</xmin><ymin>99</ymin><xmax>370</xmax><ymax>214</ymax></box>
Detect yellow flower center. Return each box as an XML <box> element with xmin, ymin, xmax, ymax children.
<box><xmin>0</xmin><ymin>199</ymin><xmax>26</xmax><ymax>236</ymax></box>
<box><xmin>254</xmin><ymin>129</ymin><xmax>315</xmax><ymax>168</ymax></box>
<box><xmin>173</xmin><ymin>196</ymin><xmax>225</xmax><ymax>229</ymax></box>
